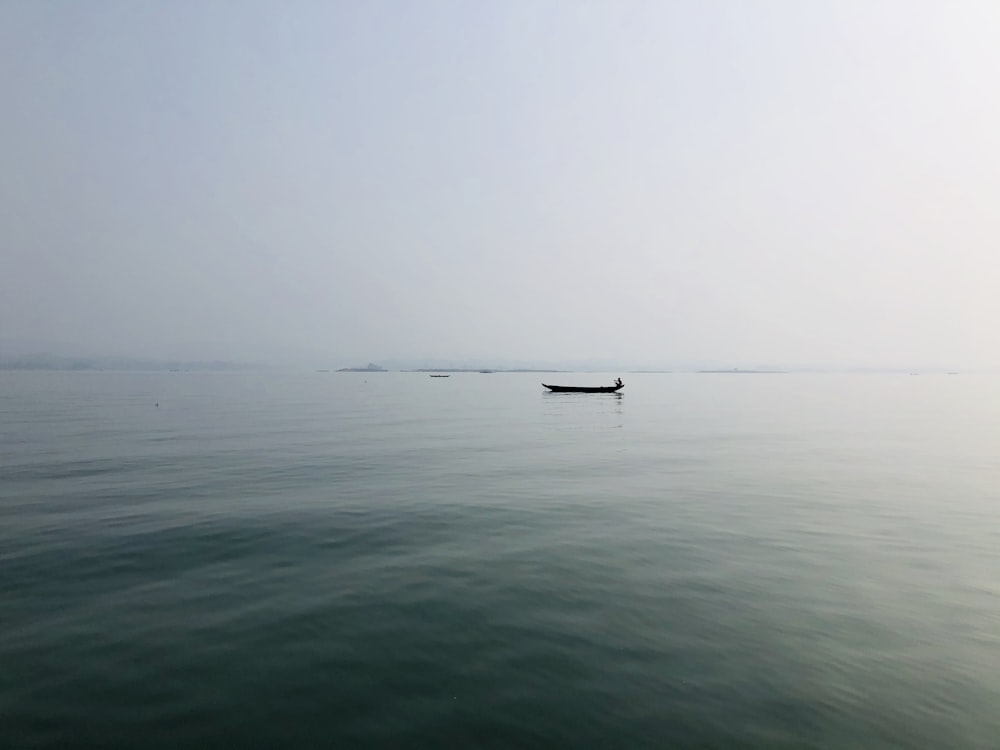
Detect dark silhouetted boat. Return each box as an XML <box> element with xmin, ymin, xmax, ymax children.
<box><xmin>542</xmin><ymin>381</ymin><xmax>623</xmax><ymax>393</ymax></box>
<box><xmin>429</xmin><ymin>374</ymin><xmax>450</xmax><ymax>378</ymax></box>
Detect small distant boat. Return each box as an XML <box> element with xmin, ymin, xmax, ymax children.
<box><xmin>543</xmin><ymin>380</ymin><xmax>623</xmax><ymax>393</ymax></box>
<box><xmin>430</xmin><ymin>374</ymin><xmax>450</xmax><ymax>378</ymax></box>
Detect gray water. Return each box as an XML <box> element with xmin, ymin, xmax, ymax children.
<box><xmin>2</xmin><ymin>371</ymin><xmax>999</xmax><ymax>748</ymax></box>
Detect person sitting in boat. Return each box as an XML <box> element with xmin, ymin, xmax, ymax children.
<box><xmin>614</xmin><ymin>377</ymin><xmax>623</xmax><ymax>387</ymax></box>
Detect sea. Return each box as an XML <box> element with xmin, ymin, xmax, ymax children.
<box><xmin>2</xmin><ymin>370</ymin><xmax>999</xmax><ymax>749</ymax></box>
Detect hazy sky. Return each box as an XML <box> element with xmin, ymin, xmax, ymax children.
<box><xmin>3</xmin><ymin>1</ymin><xmax>998</xmax><ymax>368</ymax></box>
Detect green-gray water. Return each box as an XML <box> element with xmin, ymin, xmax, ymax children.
<box><xmin>2</xmin><ymin>371</ymin><xmax>999</xmax><ymax>748</ymax></box>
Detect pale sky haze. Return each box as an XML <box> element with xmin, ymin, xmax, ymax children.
<box><xmin>2</xmin><ymin>1</ymin><xmax>999</xmax><ymax>369</ymax></box>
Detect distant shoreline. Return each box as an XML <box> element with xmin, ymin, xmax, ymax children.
<box><xmin>698</xmin><ymin>369</ymin><xmax>788</xmax><ymax>374</ymax></box>
<box><xmin>0</xmin><ymin>357</ymin><xmax>260</xmax><ymax>372</ymax></box>
<box><xmin>410</xmin><ymin>368</ymin><xmax>566</xmax><ymax>373</ymax></box>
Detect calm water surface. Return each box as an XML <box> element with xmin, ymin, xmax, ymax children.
<box><xmin>2</xmin><ymin>371</ymin><xmax>999</xmax><ymax>748</ymax></box>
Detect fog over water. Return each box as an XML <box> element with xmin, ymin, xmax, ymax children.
<box><xmin>3</xmin><ymin>2</ymin><xmax>999</xmax><ymax>370</ymax></box>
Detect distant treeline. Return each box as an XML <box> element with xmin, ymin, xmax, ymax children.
<box><xmin>412</xmin><ymin>368</ymin><xmax>565</xmax><ymax>373</ymax></box>
<box><xmin>0</xmin><ymin>354</ymin><xmax>255</xmax><ymax>372</ymax></box>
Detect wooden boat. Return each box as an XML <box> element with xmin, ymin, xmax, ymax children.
<box><xmin>429</xmin><ymin>374</ymin><xmax>450</xmax><ymax>378</ymax></box>
<box><xmin>542</xmin><ymin>382</ymin><xmax>623</xmax><ymax>393</ymax></box>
